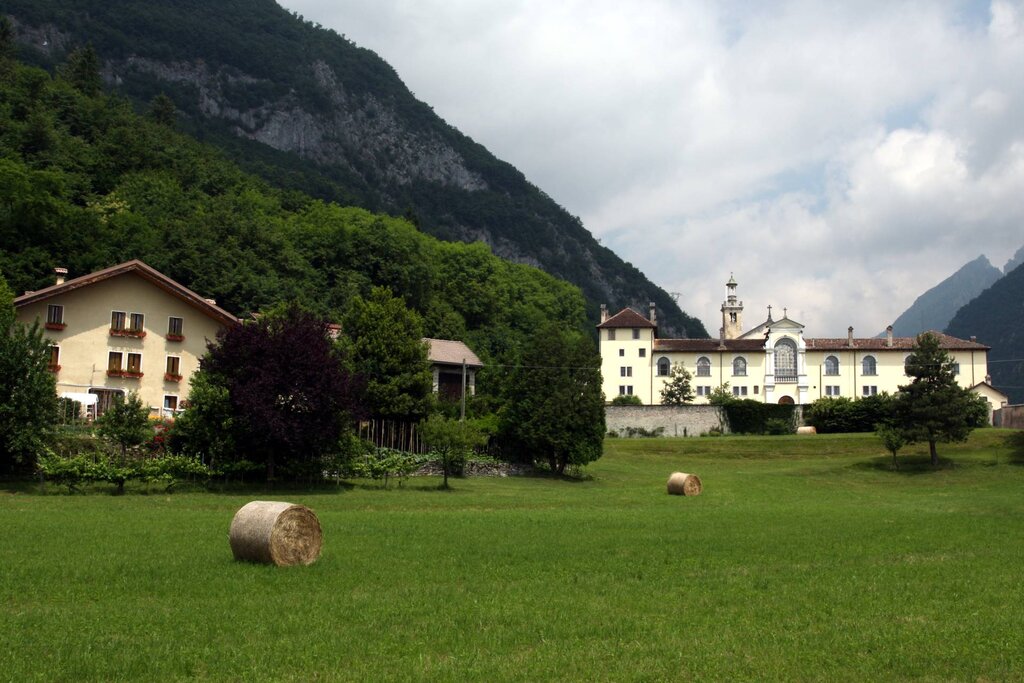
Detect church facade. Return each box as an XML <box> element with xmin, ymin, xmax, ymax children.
<box><xmin>598</xmin><ymin>276</ymin><xmax>992</xmax><ymax>406</ymax></box>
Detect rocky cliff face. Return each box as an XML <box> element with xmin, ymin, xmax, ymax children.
<box><xmin>111</xmin><ymin>57</ymin><xmax>488</xmax><ymax>193</ymax></box>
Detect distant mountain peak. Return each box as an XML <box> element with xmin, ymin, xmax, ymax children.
<box><xmin>1003</xmin><ymin>244</ymin><xmax>1024</xmax><ymax>275</ymax></box>
<box><xmin>889</xmin><ymin>255</ymin><xmax>1002</xmax><ymax>337</ymax></box>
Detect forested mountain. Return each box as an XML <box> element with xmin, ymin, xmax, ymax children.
<box><xmin>946</xmin><ymin>263</ymin><xmax>1024</xmax><ymax>404</ymax></box>
<box><xmin>0</xmin><ymin>48</ymin><xmax>594</xmax><ymax>402</ymax></box>
<box><xmin>888</xmin><ymin>255</ymin><xmax>1002</xmax><ymax>337</ymax></box>
<box><xmin>2</xmin><ymin>0</ymin><xmax>707</xmax><ymax>338</ymax></box>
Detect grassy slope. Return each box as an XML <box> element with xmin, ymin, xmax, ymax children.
<box><xmin>3</xmin><ymin>431</ymin><xmax>1023</xmax><ymax>681</ymax></box>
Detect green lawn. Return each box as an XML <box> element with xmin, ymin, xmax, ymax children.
<box><xmin>3</xmin><ymin>431</ymin><xmax>1023</xmax><ymax>681</ymax></box>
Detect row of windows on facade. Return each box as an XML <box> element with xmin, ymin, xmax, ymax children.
<box><xmin>45</xmin><ymin>305</ymin><xmax>185</xmax><ymax>338</ymax></box>
<box><xmin>617</xmin><ymin>385</ymin><xmax>753</xmax><ymax>397</ymax></box>
<box><xmin>606</xmin><ymin>329</ymin><xmax>642</xmax><ymax>341</ymax></box>
<box><xmin>46</xmin><ymin>345</ymin><xmax>182</xmax><ymax>379</ymax></box>
<box><xmin>619</xmin><ymin>384</ymin><xmax>880</xmax><ymax>398</ymax></box>
<box><xmin>637</xmin><ymin>353</ymin><xmax>956</xmax><ymax>378</ymax></box>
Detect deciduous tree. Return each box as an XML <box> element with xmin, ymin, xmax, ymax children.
<box><xmin>342</xmin><ymin>286</ymin><xmax>433</xmax><ymax>421</ymax></box>
<box><xmin>660</xmin><ymin>363</ymin><xmax>695</xmax><ymax>405</ymax></box>
<box><xmin>499</xmin><ymin>324</ymin><xmax>604</xmax><ymax>474</ymax></box>
<box><xmin>0</xmin><ymin>272</ymin><xmax>58</xmax><ymax>475</ymax></box>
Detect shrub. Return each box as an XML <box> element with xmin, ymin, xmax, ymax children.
<box><xmin>609</xmin><ymin>395</ymin><xmax>643</xmax><ymax>406</ymax></box>
<box><xmin>805</xmin><ymin>395</ymin><xmax>896</xmax><ymax>433</ymax></box>
<box><xmin>722</xmin><ymin>400</ymin><xmax>796</xmax><ymax>434</ymax></box>
<box><xmin>765</xmin><ymin>417</ymin><xmax>794</xmax><ymax>435</ymax></box>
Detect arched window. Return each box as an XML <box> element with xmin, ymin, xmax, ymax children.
<box><xmin>732</xmin><ymin>356</ymin><xmax>747</xmax><ymax>376</ymax></box>
<box><xmin>696</xmin><ymin>356</ymin><xmax>711</xmax><ymax>377</ymax></box>
<box><xmin>774</xmin><ymin>338</ymin><xmax>797</xmax><ymax>381</ymax></box>
<box><xmin>862</xmin><ymin>355</ymin><xmax>877</xmax><ymax>376</ymax></box>
<box><xmin>657</xmin><ymin>357</ymin><xmax>671</xmax><ymax>376</ymax></box>
<box><xmin>824</xmin><ymin>355</ymin><xmax>839</xmax><ymax>376</ymax></box>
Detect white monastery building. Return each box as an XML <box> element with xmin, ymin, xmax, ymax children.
<box><xmin>599</xmin><ymin>275</ymin><xmax>999</xmax><ymax>407</ymax></box>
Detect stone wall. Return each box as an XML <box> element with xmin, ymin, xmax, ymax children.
<box><xmin>994</xmin><ymin>405</ymin><xmax>1024</xmax><ymax>429</ymax></box>
<box><xmin>606</xmin><ymin>405</ymin><xmax>728</xmax><ymax>437</ymax></box>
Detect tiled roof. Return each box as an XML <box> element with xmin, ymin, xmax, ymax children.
<box><xmin>597</xmin><ymin>308</ymin><xmax>656</xmax><ymax>329</ymax></box>
<box><xmin>13</xmin><ymin>259</ymin><xmax>239</xmax><ymax>326</ymax></box>
<box><xmin>805</xmin><ymin>331</ymin><xmax>989</xmax><ymax>351</ymax></box>
<box><xmin>654</xmin><ymin>338</ymin><xmax>766</xmax><ymax>352</ymax></box>
<box><xmin>425</xmin><ymin>338</ymin><xmax>483</xmax><ymax>367</ymax></box>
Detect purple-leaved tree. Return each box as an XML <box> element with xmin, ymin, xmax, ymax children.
<box><xmin>204</xmin><ymin>304</ymin><xmax>361</xmax><ymax>480</ymax></box>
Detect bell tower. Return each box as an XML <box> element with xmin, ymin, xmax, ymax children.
<box><xmin>720</xmin><ymin>273</ymin><xmax>744</xmax><ymax>340</ymax></box>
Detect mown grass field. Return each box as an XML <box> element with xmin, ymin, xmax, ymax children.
<box><xmin>3</xmin><ymin>430</ymin><xmax>1023</xmax><ymax>682</ymax></box>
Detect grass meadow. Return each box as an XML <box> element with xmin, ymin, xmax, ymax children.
<box><xmin>3</xmin><ymin>430</ymin><xmax>1024</xmax><ymax>682</ymax></box>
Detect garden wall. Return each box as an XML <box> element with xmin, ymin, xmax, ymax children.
<box><xmin>994</xmin><ymin>405</ymin><xmax>1024</xmax><ymax>429</ymax></box>
<box><xmin>606</xmin><ymin>405</ymin><xmax>727</xmax><ymax>437</ymax></box>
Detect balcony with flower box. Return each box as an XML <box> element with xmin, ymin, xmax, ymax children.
<box><xmin>165</xmin><ymin>333</ymin><xmax>185</xmax><ymax>342</ymax></box>
<box><xmin>110</xmin><ymin>328</ymin><xmax>146</xmax><ymax>339</ymax></box>
<box><xmin>45</xmin><ymin>322</ymin><xmax>67</xmax><ymax>331</ymax></box>
<box><xmin>107</xmin><ymin>370</ymin><xmax>144</xmax><ymax>379</ymax></box>
<box><xmin>164</xmin><ymin>372</ymin><xmax>183</xmax><ymax>383</ymax></box>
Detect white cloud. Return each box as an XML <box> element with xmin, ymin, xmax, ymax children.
<box><xmin>284</xmin><ymin>0</ymin><xmax>1024</xmax><ymax>336</ymax></box>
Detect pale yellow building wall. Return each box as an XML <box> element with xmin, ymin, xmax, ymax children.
<box><xmin>644</xmin><ymin>350</ymin><xmax>766</xmax><ymax>405</ymax></box>
<box><xmin>16</xmin><ymin>272</ymin><xmax>228</xmax><ymax>416</ymax></box>
<box><xmin>602</xmin><ymin>337</ymin><xmax>990</xmax><ymax>406</ymax></box>
<box><xmin>600</xmin><ymin>326</ymin><xmax>654</xmax><ymax>403</ymax></box>
<box><xmin>804</xmin><ymin>348</ymin><xmax>989</xmax><ymax>400</ymax></box>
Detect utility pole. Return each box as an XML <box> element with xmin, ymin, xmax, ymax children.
<box><xmin>460</xmin><ymin>358</ymin><xmax>467</xmax><ymax>421</ymax></box>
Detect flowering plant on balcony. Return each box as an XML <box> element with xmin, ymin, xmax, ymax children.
<box><xmin>164</xmin><ymin>372</ymin><xmax>183</xmax><ymax>382</ymax></box>
<box><xmin>110</xmin><ymin>328</ymin><xmax>146</xmax><ymax>338</ymax></box>
<box><xmin>166</xmin><ymin>333</ymin><xmax>185</xmax><ymax>342</ymax></box>
<box><xmin>107</xmin><ymin>370</ymin><xmax>144</xmax><ymax>379</ymax></box>
<box><xmin>45</xmin><ymin>322</ymin><xmax>67</xmax><ymax>331</ymax></box>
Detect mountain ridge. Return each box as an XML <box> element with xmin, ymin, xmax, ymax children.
<box><xmin>887</xmin><ymin>254</ymin><xmax>1002</xmax><ymax>338</ymax></box>
<box><xmin>946</xmin><ymin>261</ymin><xmax>1024</xmax><ymax>404</ymax></box>
<box><xmin>5</xmin><ymin>0</ymin><xmax>707</xmax><ymax>337</ymax></box>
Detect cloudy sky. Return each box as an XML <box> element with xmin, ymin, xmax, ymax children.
<box><xmin>284</xmin><ymin>0</ymin><xmax>1024</xmax><ymax>337</ymax></box>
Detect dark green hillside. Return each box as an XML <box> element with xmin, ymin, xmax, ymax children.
<box><xmin>0</xmin><ymin>52</ymin><xmax>589</xmax><ymax>399</ymax></box>
<box><xmin>946</xmin><ymin>262</ymin><xmax>1024</xmax><ymax>404</ymax></box>
<box><xmin>3</xmin><ymin>0</ymin><xmax>707</xmax><ymax>337</ymax></box>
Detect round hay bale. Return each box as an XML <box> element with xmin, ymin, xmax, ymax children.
<box><xmin>229</xmin><ymin>501</ymin><xmax>322</xmax><ymax>566</ymax></box>
<box><xmin>667</xmin><ymin>472</ymin><xmax>702</xmax><ymax>496</ymax></box>
<box><xmin>796</xmin><ymin>426</ymin><xmax>817</xmax><ymax>435</ymax></box>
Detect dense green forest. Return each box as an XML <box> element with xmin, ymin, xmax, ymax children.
<box><xmin>946</xmin><ymin>262</ymin><xmax>1024</xmax><ymax>404</ymax></box>
<box><xmin>1</xmin><ymin>0</ymin><xmax>708</xmax><ymax>337</ymax></box>
<box><xmin>0</xmin><ymin>47</ymin><xmax>590</xmax><ymax>400</ymax></box>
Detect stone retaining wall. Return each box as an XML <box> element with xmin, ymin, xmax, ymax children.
<box><xmin>605</xmin><ymin>405</ymin><xmax>728</xmax><ymax>437</ymax></box>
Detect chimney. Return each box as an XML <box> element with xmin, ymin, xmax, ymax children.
<box><xmin>719</xmin><ymin>326</ymin><xmax>726</xmax><ymax>349</ymax></box>
<box><xmin>600</xmin><ymin>304</ymin><xmax>608</xmax><ymax>323</ymax></box>
<box><xmin>204</xmin><ymin>298</ymin><xmax>217</xmax><ymax>306</ymax></box>
<box><xmin>970</xmin><ymin>336</ymin><xmax>977</xmax><ymax>343</ymax></box>
<box><xmin>847</xmin><ymin>326</ymin><xmax>854</xmax><ymax>347</ymax></box>
<box><xmin>886</xmin><ymin>325</ymin><xmax>893</xmax><ymax>348</ymax></box>
<box><xmin>54</xmin><ymin>267</ymin><xmax>67</xmax><ymax>286</ymax></box>
<box><xmin>648</xmin><ymin>301</ymin><xmax>657</xmax><ymax>325</ymax></box>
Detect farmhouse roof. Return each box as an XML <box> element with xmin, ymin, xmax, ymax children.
<box><xmin>596</xmin><ymin>308</ymin><xmax>657</xmax><ymax>329</ymax></box>
<box><xmin>13</xmin><ymin>259</ymin><xmax>239</xmax><ymax>327</ymax></box>
<box><xmin>425</xmin><ymin>338</ymin><xmax>483</xmax><ymax>368</ymax></box>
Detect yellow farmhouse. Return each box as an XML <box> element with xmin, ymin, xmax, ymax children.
<box><xmin>14</xmin><ymin>260</ymin><xmax>238</xmax><ymax>418</ymax></box>
<box><xmin>599</xmin><ymin>276</ymin><xmax>995</xmax><ymax>407</ymax></box>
